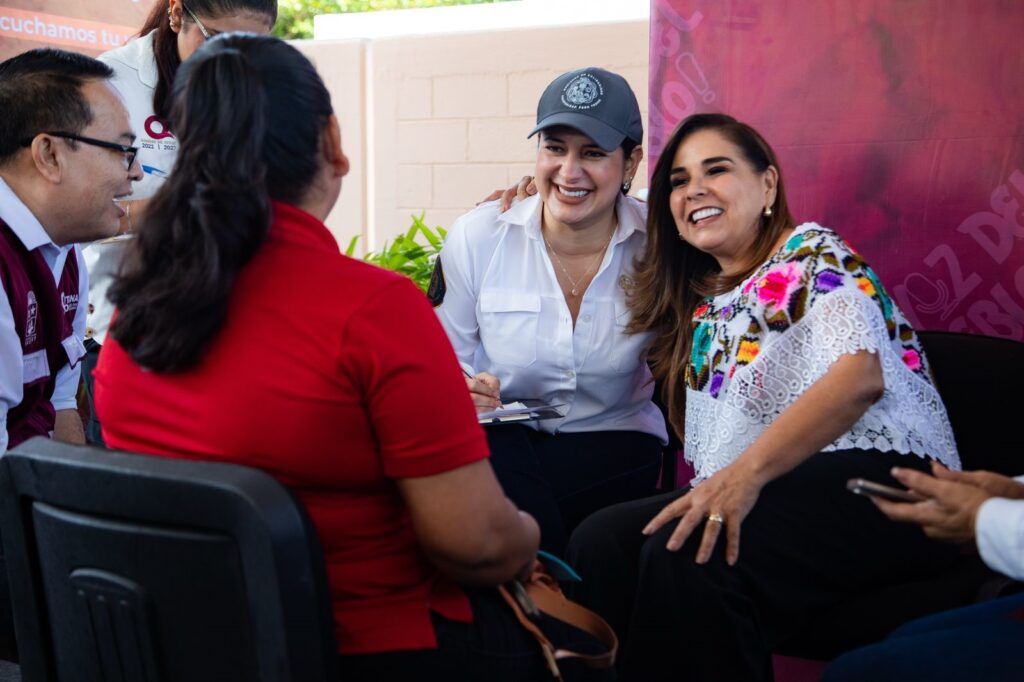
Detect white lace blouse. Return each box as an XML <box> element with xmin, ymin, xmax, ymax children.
<box><xmin>683</xmin><ymin>223</ymin><xmax>960</xmax><ymax>482</ymax></box>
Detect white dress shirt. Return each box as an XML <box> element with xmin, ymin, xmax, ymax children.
<box><xmin>0</xmin><ymin>178</ymin><xmax>88</xmax><ymax>453</ymax></box>
<box><xmin>436</xmin><ymin>193</ymin><xmax>667</xmax><ymax>442</ymax></box>
<box><xmin>975</xmin><ymin>475</ymin><xmax>1024</xmax><ymax>581</ymax></box>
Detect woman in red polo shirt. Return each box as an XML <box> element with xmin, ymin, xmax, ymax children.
<box><xmin>92</xmin><ymin>34</ymin><xmax>573</xmax><ymax>681</ymax></box>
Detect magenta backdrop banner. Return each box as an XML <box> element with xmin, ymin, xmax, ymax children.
<box><xmin>649</xmin><ymin>0</ymin><xmax>1024</xmax><ymax>339</ymax></box>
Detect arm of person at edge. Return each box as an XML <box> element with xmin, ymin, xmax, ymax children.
<box><xmin>360</xmin><ymin>278</ymin><xmax>538</xmax><ymax>584</ymax></box>
<box><xmin>0</xmin><ymin>284</ymin><xmax>21</xmax><ymax>453</ymax></box>
<box><xmin>873</xmin><ymin>465</ymin><xmax>1021</xmax><ymax>543</ymax></box>
<box><xmin>433</xmin><ymin>214</ymin><xmax>502</xmax><ymax>411</ymax></box>
<box><xmin>478</xmin><ymin>175</ymin><xmax>537</xmax><ymax>212</ymax></box>
<box><xmin>50</xmin><ymin>248</ymin><xmax>88</xmax><ymax>445</ymax></box>
<box><xmin>398</xmin><ymin>461</ymin><xmax>540</xmax><ymax>585</ymax></box>
<box><xmin>642</xmin><ymin>349</ymin><xmax>885</xmax><ymax>565</ymax></box>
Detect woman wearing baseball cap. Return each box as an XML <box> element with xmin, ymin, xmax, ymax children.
<box><xmin>433</xmin><ymin>67</ymin><xmax>669</xmax><ymax>555</ymax></box>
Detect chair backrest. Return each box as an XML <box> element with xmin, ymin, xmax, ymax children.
<box><xmin>917</xmin><ymin>331</ymin><xmax>1024</xmax><ymax>476</ymax></box>
<box><xmin>0</xmin><ymin>437</ymin><xmax>338</xmax><ymax>682</ymax></box>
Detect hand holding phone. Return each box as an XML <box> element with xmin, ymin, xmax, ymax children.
<box><xmin>847</xmin><ymin>478</ymin><xmax>926</xmax><ymax>503</ymax></box>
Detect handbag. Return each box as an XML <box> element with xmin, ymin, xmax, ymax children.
<box><xmin>498</xmin><ymin>555</ymin><xmax>618</xmax><ymax>681</ymax></box>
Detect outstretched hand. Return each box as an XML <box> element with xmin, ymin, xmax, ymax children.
<box><xmin>642</xmin><ymin>462</ymin><xmax>766</xmax><ymax>565</ymax></box>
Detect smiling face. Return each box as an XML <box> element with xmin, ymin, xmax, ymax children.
<box><xmin>669</xmin><ymin>128</ymin><xmax>778</xmax><ymax>274</ymax></box>
<box><xmin>55</xmin><ymin>80</ymin><xmax>142</xmax><ymax>243</ymax></box>
<box><xmin>535</xmin><ymin>126</ymin><xmax>640</xmax><ymax>234</ymax></box>
<box><xmin>169</xmin><ymin>0</ymin><xmax>275</xmax><ymax>63</ymax></box>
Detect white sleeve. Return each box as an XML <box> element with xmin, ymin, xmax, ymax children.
<box><xmin>976</xmin><ymin>497</ymin><xmax>1024</xmax><ymax>581</ymax></box>
<box><xmin>434</xmin><ymin>213</ymin><xmax>484</xmax><ymax>376</ymax></box>
<box><xmin>50</xmin><ymin>248</ymin><xmax>88</xmax><ymax>412</ymax></box>
<box><xmin>0</xmin><ymin>279</ymin><xmax>22</xmax><ymax>453</ymax></box>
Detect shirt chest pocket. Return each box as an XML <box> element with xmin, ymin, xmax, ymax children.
<box><xmin>594</xmin><ymin>301</ymin><xmax>641</xmax><ymax>374</ymax></box>
<box><xmin>478</xmin><ymin>291</ymin><xmax>540</xmax><ymax>368</ymax></box>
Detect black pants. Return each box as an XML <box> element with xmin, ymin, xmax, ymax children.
<box><xmin>81</xmin><ymin>339</ymin><xmax>105</xmax><ymax>447</ymax></box>
<box><xmin>338</xmin><ymin>587</ymin><xmax>615</xmax><ymax>681</ymax></box>
<box><xmin>485</xmin><ymin>426</ymin><xmax>662</xmax><ymax>555</ymax></box>
<box><xmin>566</xmin><ymin>450</ymin><xmax>960</xmax><ymax>682</ymax></box>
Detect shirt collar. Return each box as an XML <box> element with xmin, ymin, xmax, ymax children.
<box><xmin>108</xmin><ymin>31</ymin><xmax>159</xmax><ymax>89</ymax></box>
<box><xmin>0</xmin><ymin>176</ymin><xmax>59</xmax><ymax>253</ymax></box>
<box><xmin>499</xmin><ymin>192</ymin><xmax>648</xmax><ymax>246</ymax></box>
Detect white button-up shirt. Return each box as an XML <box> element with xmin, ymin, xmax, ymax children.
<box><xmin>436</xmin><ymin>193</ymin><xmax>667</xmax><ymax>442</ymax></box>
<box><xmin>0</xmin><ymin>177</ymin><xmax>88</xmax><ymax>453</ymax></box>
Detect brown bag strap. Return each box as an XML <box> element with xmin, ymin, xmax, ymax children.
<box><xmin>498</xmin><ymin>563</ymin><xmax>618</xmax><ymax>679</ymax></box>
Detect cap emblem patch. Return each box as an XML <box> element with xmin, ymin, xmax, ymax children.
<box><xmin>561</xmin><ymin>74</ymin><xmax>603</xmax><ymax>110</ymax></box>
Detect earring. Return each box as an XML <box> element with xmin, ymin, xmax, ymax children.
<box><xmin>168</xmin><ymin>7</ymin><xmax>181</xmax><ymax>31</ymax></box>
<box><xmin>623</xmin><ymin>178</ymin><xmax>632</xmax><ymax>192</ymax></box>
<box><xmin>763</xmin><ymin>205</ymin><xmax>773</xmax><ymax>217</ymax></box>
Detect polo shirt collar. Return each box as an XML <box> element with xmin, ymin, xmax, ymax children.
<box><xmin>0</xmin><ymin>176</ymin><xmax>58</xmax><ymax>253</ymax></box>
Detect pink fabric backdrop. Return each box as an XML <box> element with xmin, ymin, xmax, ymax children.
<box><xmin>649</xmin><ymin>0</ymin><xmax>1024</xmax><ymax>339</ymax></box>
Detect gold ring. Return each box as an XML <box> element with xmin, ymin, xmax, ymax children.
<box><xmin>707</xmin><ymin>512</ymin><xmax>724</xmax><ymax>525</ymax></box>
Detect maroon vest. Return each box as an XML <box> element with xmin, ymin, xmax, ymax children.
<box><xmin>0</xmin><ymin>218</ymin><xmax>81</xmax><ymax>448</ymax></box>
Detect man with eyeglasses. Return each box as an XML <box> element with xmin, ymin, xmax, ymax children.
<box><xmin>0</xmin><ymin>47</ymin><xmax>142</xmax><ymax>461</ymax></box>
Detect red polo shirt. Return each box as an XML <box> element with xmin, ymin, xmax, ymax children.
<box><xmin>94</xmin><ymin>202</ymin><xmax>489</xmax><ymax>654</ymax></box>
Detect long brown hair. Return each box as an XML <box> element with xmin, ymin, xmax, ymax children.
<box><xmin>627</xmin><ymin>113</ymin><xmax>795</xmax><ymax>438</ymax></box>
<box><xmin>137</xmin><ymin>0</ymin><xmax>277</xmax><ymax>123</ymax></box>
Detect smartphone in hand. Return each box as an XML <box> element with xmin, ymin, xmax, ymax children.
<box><xmin>847</xmin><ymin>478</ymin><xmax>926</xmax><ymax>503</ymax></box>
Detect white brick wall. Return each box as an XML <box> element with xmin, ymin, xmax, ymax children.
<box><xmin>295</xmin><ymin>20</ymin><xmax>649</xmax><ymax>252</ymax></box>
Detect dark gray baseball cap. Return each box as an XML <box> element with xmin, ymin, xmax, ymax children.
<box><xmin>528</xmin><ymin>67</ymin><xmax>643</xmax><ymax>152</ymax></box>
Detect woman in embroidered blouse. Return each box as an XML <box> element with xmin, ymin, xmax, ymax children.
<box><xmin>566</xmin><ymin>113</ymin><xmax>963</xmax><ymax>682</ymax></box>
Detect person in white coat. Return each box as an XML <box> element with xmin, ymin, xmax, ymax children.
<box><xmin>81</xmin><ymin>0</ymin><xmax>276</xmax><ymax>444</ymax></box>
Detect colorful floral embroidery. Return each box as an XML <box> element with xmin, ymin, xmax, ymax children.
<box><xmin>902</xmin><ymin>349</ymin><xmax>922</xmax><ymax>371</ymax></box>
<box><xmin>756</xmin><ymin>261</ymin><xmax>802</xmax><ymax>312</ymax></box>
<box><xmin>687</xmin><ymin>224</ymin><xmax>932</xmax><ymax>400</ymax></box>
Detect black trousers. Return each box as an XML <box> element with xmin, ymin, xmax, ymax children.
<box><xmin>81</xmin><ymin>339</ymin><xmax>106</xmax><ymax>447</ymax></box>
<box><xmin>485</xmin><ymin>426</ymin><xmax>662</xmax><ymax>555</ymax></box>
<box><xmin>338</xmin><ymin>587</ymin><xmax>615</xmax><ymax>681</ymax></box>
<box><xmin>566</xmin><ymin>450</ymin><xmax>960</xmax><ymax>682</ymax></box>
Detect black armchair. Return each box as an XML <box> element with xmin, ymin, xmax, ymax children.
<box><xmin>775</xmin><ymin>330</ymin><xmax>1024</xmax><ymax>660</ymax></box>
<box><xmin>0</xmin><ymin>437</ymin><xmax>338</xmax><ymax>682</ymax></box>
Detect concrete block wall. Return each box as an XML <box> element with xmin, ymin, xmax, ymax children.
<box><xmin>294</xmin><ymin>39</ymin><xmax>367</xmax><ymax>252</ymax></box>
<box><xmin>295</xmin><ymin>19</ymin><xmax>649</xmax><ymax>252</ymax></box>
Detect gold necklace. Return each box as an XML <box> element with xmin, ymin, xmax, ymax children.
<box><xmin>543</xmin><ymin>231</ymin><xmax>614</xmax><ymax>297</ymax></box>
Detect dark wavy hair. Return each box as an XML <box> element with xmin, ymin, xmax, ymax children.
<box><xmin>0</xmin><ymin>49</ymin><xmax>113</xmax><ymax>164</ymax></box>
<box><xmin>139</xmin><ymin>0</ymin><xmax>277</xmax><ymax>123</ymax></box>
<box><xmin>109</xmin><ymin>34</ymin><xmax>333</xmax><ymax>372</ymax></box>
<box><xmin>627</xmin><ymin>113</ymin><xmax>796</xmax><ymax>438</ymax></box>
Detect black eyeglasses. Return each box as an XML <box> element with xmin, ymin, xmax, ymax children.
<box><xmin>21</xmin><ymin>132</ymin><xmax>139</xmax><ymax>169</ymax></box>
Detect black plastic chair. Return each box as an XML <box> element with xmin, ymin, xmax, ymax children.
<box><xmin>0</xmin><ymin>437</ymin><xmax>338</xmax><ymax>682</ymax></box>
<box><xmin>775</xmin><ymin>330</ymin><xmax>1024</xmax><ymax>660</ymax></box>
